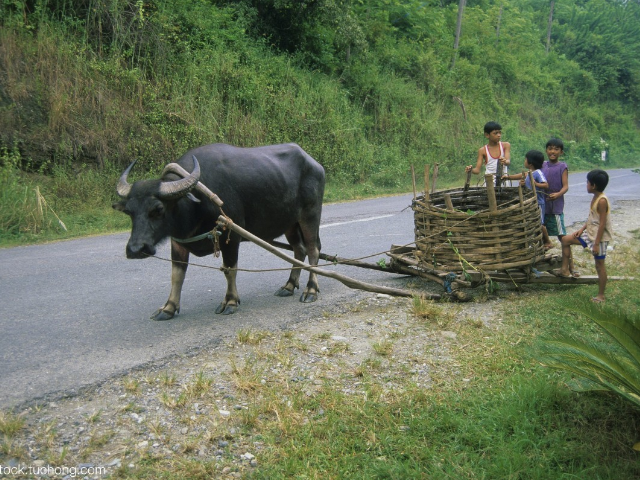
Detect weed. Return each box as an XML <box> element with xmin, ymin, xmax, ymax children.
<box><xmin>372</xmin><ymin>340</ymin><xmax>394</xmax><ymax>356</ymax></box>
<box><xmin>123</xmin><ymin>377</ymin><xmax>141</xmax><ymax>394</ymax></box>
<box><xmin>0</xmin><ymin>435</ymin><xmax>26</xmax><ymax>459</ymax></box>
<box><xmin>325</xmin><ymin>341</ymin><xmax>351</xmax><ymax>356</ymax></box>
<box><xmin>411</xmin><ymin>295</ymin><xmax>454</xmax><ymax>327</ymax></box>
<box><xmin>159</xmin><ymin>392</ymin><xmax>188</xmax><ymax>409</ymax></box>
<box><xmin>237</xmin><ymin>328</ymin><xmax>269</xmax><ymax>345</ymax></box>
<box><xmin>184</xmin><ymin>371</ymin><xmax>213</xmax><ymax>398</ymax></box>
<box><xmin>159</xmin><ymin>372</ymin><xmax>177</xmax><ymax>388</ymax></box>
<box><xmin>0</xmin><ymin>412</ymin><xmax>24</xmax><ymax>437</ymax></box>
<box><xmin>86</xmin><ymin>410</ymin><xmax>102</xmax><ymax>424</ymax></box>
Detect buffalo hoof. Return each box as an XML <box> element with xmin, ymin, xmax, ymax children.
<box><xmin>150</xmin><ymin>309</ymin><xmax>176</xmax><ymax>321</ymax></box>
<box><xmin>300</xmin><ymin>291</ymin><xmax>318</xmax><ymax>303</ymax></box>
<box><xmin>215</xmin><ymin>302</ymin><xmax>238</xmax><ymax>315</ymax></box>
<box><xmin>274</xmin><ymin>286</ymin><xmax>295</xmax><ymax>297</ymax></box>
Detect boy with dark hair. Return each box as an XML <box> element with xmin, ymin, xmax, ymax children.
<box><xmin>541</xmin><ymin>138</ymin><xmax>576</xmax><ymax>269</ymax></box>
<box><xmin>554</xmin><ymin>169</ymin><xmax>613</xmax><ymax>303</ymax></box>
<box><xmin>465</xmin><ymin>121</ymin><xmax>511</xmax><ymax>185</ymax></box>
<box><xmin>502</xmin><ymin>149</ymin><xmax>552</xmax><ymax>249</ymax></box>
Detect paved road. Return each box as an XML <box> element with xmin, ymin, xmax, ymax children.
<box><xmin>1</xmin><ymin>168</ymin><xmax>638</xmax><ymax>409</ymax></box>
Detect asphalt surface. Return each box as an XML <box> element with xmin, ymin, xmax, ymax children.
<box><xmin>1</xmin><ymin>168</ymin><xmax>638</xmax><ymax>409</ymax></box>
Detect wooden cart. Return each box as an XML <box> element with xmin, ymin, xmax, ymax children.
<box><xmin>170</xmin><ymin>161</ymin><xmax>623</xmax><ymax>301</ymax></box>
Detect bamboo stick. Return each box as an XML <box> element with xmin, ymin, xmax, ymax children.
<box><xmin>424</xmin><ymin>164</ymin><xmax>431</xmax><ymax>202</ymax></box>
<box><xmin>431</xmin><ymin>163</ymin><xmax>439</xmax><ymax>194</ymax></box>
<box><xmin>411</xmin><ymin>164</ymin><xmax>417</xmax><ymax>201</ymax></box>
<box><xmin>217</xmin><ymin>216</ymin><xmax>424</xmax><ymax>299</ymax></box>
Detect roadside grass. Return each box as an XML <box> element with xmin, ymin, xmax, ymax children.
<box><xmin>251</xmin><ymin>293</ymin><xmax>640</xmax><ymax>477</ymax></box>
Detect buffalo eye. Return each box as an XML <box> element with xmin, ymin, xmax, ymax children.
<box><xmin>148</xmin><ymin>203</ymin><xmax>164</xmax><ymax>219</ymax></box>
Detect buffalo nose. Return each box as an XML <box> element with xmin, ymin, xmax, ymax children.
<box><xmin>126</xmin><ymin>243</ymin><xmax>155</xmax><ymax>259</ymax></box>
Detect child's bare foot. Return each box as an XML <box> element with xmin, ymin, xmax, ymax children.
<box><xmin>591</xmin><ymin>296</ymin><xmax>605</xmax><ymax>304</ymax></box>
<box><xmin>551</xmin><ymin>269</ymin><xmax>572</xmax><ymax>278</ymax></box>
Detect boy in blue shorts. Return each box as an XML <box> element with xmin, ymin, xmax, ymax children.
<box><xmin>502</xmin><ymin>149</ymin><xmax>552</xmax><ymax>248</ymax></box>
<box><xmin>555</xmin><ymin>170</ymin><xmax>613</xmax><ymax>303</ymax></box>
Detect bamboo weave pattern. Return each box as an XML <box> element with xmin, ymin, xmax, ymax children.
<box><xmin>413</xmin><ymin>186</ymin><xmax>546</xmax><ymax>272</ymax></box>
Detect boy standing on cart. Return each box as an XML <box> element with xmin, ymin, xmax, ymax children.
<box><xmin>465</xmin><ymin>121</ymin><xmax>511</xmax><ymax>186</ymax></box>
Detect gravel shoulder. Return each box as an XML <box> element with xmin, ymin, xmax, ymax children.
<box><xmin>2</xmin><ymin>200</ymin><xmax>639</xmax><ymax>479</ymax></box>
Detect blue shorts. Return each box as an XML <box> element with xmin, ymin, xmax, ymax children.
<box><xmin>545</xmin><ymin>213</ymin><xmax>566</xmax><ymax>237</ymax></box>
<box><xmin>578</xmin><ymin>231</ymin><xmax>608</xmax><ymax>260</ymax></box>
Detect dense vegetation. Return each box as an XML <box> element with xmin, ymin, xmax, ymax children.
<box><xmin>1</xmin><ymin>0</ymin><xmax>639</xmax><ymax>244</ymax></box>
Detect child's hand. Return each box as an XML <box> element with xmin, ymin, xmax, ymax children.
<box><xmin>465</xmin><ymin>165</ymin><xmax>472</xmax><ymax>173</ymax></box>
<box><xmin>501</xmin><ymin>174</ymin><xmax>508</xmax><ymax>180</ymax></box>
<box><xmin>592</xmin><ymin>245</ymin><xmax>599</xmax><ymax>256</ymax></box>
<box><xmin>499</xmin><ymin>156</ymin><xmax>507</xmax><ymax>165</ymax></box>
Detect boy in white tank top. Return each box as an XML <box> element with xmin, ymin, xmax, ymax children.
<box><xmin>465</xmin><ymin>121</ymin><xmax>511</xmax><ymax>186</ymax></box>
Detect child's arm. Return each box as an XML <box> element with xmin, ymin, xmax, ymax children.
<box><xmin>466</xmin><ymin>148</ymin><xmax>485</xmax><ymax>175</ymax></box>
<box><xmin>593</xmin><ymin>197</ymin><xmax>609</xmax><ymax>255</ymax></box>
<box><xmin>548</xmin><ymin>167</ymin><xmax>569</xmax><ymax>201</ymax></box>
<box><xmin>534</xmin><ymin>179</ymin><xmax>548</xmax><ymax>189</ymax></box>
<box><xmin>500</xmin><ymin>142</ymin><xmax>511</xmax><ymax>166</ymax></box>
<box><xmin>572</xmin><ymin>222</ymin><xmax>588</xmax><ymax>239</ymax></box>
<box><xmin>502</xmin><ymin>172</ymin><xmax>523</xmax><ymax>181</ymax></box>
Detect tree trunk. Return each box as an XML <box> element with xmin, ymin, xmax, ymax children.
<box><xmin>451</xmin><ymin>0</ymin><xmax>466</xmax><ymax>69</ymax></box>
<box><xmin>546</xmin><ymin>0</ymin><xmax>555</xmax><ymax>54</ymax></box>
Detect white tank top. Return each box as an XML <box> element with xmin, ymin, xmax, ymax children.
<box><xmin>484</xmin><ymin>142</ymin><xmax>507</xmax><ymax>176</ymax></box>
<box><xmin>484</xmin><ymin>141</ymin><xmax>508</xmax><ymax>185</ymax></box>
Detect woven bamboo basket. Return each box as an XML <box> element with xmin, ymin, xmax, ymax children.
<box><xmin>412</xmin><ymin>172</ymin><xmax>546</xmax><ymax>273</ymax></box>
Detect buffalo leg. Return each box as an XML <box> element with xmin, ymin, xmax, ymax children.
<box><xmin>215</xmin><ymin>263</ymin><xmax>240</xmax><ymax>315</ymax></box>
<box><xmin>275</xmin><ymin>226</ymin><xmax>306</xmax><ymax>297</ymax></box>
<box><xmin>216</xmin><ymin>244</ymin><xmax>240</xmax><ymax>315</ymax></box>
<box><xmin>151</xmin><ymin>240</ymin><xmax>188</xmax><ymax>321</ymax></box>
<box><xmin>300</xmin><ymin>223</ymin><xmax>321</xmax><ymax>303</ymax></box>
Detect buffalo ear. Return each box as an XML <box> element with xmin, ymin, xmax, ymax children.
<box><xmin>112</xmin><ymin>201</ymin><xmax>126</xmax><ymax>212</ymax></box>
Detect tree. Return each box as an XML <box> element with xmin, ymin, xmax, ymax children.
<box><xmin>451</xmin><ymin>0</ymin><xmax>466</xmax><ymax>68</ymax></box>
<box><xmin>546</xmin><ymin>0</ymin><xmax>555</xmax><ymax>53</ymax></box>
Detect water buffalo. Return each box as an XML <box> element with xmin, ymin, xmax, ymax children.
<box><xmin>113</xmin><ymin>143</ymin><xmax>325</xmax><ymax>319</ymax></box>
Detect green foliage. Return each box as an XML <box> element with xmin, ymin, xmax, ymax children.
<box><xmin>540</xmin><ymin>303</ymin><xmax>640</xmax><ymax>410</ymax></box>
<box><xmin>1</xmin><ymin>0</ymin><xmax>640</xmax><ymax>245</ymax></box>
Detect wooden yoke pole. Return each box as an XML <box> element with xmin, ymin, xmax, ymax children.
<box><xmin>216</xmin><ymin>216</ymin><xmax>440</xmax><ymax>299</ymax></box>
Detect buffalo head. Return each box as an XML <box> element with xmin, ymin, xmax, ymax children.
<box><xmin>113</xmin><ymin>157</ymin><xmax>201</xmax><ymax>258</ymax></box>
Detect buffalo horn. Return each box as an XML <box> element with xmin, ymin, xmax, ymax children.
<box><xmin>116</xmin><ymin>160</ymin><xmax>137</xmax><ymax>198</ymax></box>
<box><xmin>158</xmin><ymin>156</ymin><xmax>201</xmax><ymax>200</ymax></box>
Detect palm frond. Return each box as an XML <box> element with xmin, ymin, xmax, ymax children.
<box><xmin>540</xmin><ymin>302</ymin><xmax>640</xmax><ymax>409</ymax></box>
